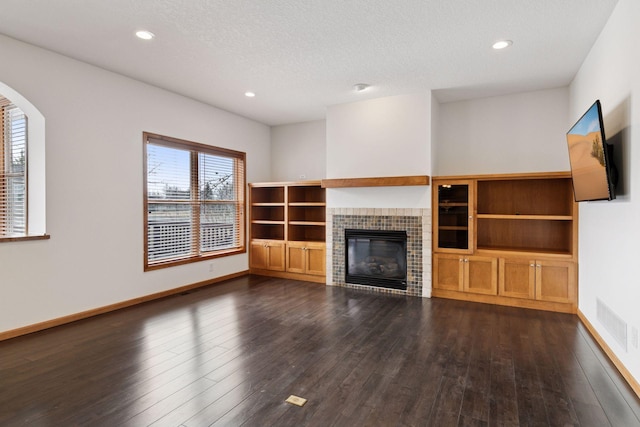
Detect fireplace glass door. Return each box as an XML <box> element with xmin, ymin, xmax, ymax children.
<box><xmin>345</xmin><ymin>229</ymin><xmax>407</xmax><ymax>290</ymax></box>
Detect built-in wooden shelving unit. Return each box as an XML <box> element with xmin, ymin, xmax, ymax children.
<box><xmin>432</xmin><ymin>172</ymin><xmax>578</xmax><ymax>314</ymax></box>
<box><xmin>249</xmin><ymin>181</ymin><xmax>326</xmax><ymax>283</ymax></box>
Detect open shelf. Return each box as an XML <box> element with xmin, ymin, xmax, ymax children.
<box><xmin>251</xmin><ymin>223</ymin><xmax>284</xmax><ymax>240</ymax></box>
<box><xmin>251</xmin><ymin>186</ymin><xmax>285</xmax><ymax>204</ymax></box>
<box><xmin>288</xmin><ymin>224</ymin><xmax>326</xmax><ymax>242</ymax></box>
<box><xmin>476</xmin><ymin>246</ymin><xmax>573</xmax><ymax>256</ymax></box>
<box><xmin>475</xmin><ymin>177</ymin><xmax>575</xmax><ymax>256</ymax></box>
<box><xmin>476</xmin><ymin>214</ymin><xmax>573</xmax><ymax>221</ymax></box>
<box><xmin>477</xmin><ymin>218</ymin><xmax>573</xmax><ymax>254</ymax></box>
<box><xmin>251</xmin><ymin>205</ymin><xmax>285</xmax><ymax>222</ymax></box>
<box><xmin>477</xmin><ymin>178</ymin><xmax>573</xmax><ymax>216</ymax></box>
<box><xmin>288</xmin><ymin>185</ymin><xmax>326</xmax><ymax>204</ymax></box>
<box><xmin>288</xmin><ymin>205</ymin><xmax>325</xmax><ymax>222</ymax></box>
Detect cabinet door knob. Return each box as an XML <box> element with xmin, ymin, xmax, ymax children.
<box><xmin>530</xmin><ymin>263</ymin><xmax>535</xmax><ymax>267</ymax></box>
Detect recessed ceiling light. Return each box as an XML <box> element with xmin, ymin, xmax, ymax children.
<box><xmin>136</xmin><ymin>30</ymin><xmax>155</xmax><ymax>40</ymax></box>
<box><xmin>492</xmin><ymin>40</ymin><xmax>513</xmax><ymax>50</ymax></box>
<box><xmin>244</xmin><ymin>92</ymin><xmax>256</xmax><ymax>98</ymax></box>
<box><xmin>353</xmin><ymin>83</ymin><xmax>370</xmax><ymax>92</ymax></box>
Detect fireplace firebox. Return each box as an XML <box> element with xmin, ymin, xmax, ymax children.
<box><xmin>345</xmin><ymin>229</ymin><xmax>407</xmax><ymax>290</ymax></box>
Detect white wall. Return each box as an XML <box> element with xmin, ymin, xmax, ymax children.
<box><xmin>0</xmin><ymin>35</ymin><xmax>271</xmax><ymax>333</ymax></box>
<box><xmin>435</xmin><ymin>87</ymin><xmax>570</xmax><ymax>176</ymax></box>
<box><xmin>569</xmin><ymin>0</ymin><xmax>640</xmax><ymax>385</ymax></box>
<box><xmin>326</xmin><ymin>93</ymin><xmax>431</xmax><ymax>208</ymax></box>
<box><xmin>270</xmin><ymin>120</ymin><xmax>326</xmax><ymax>182</ymax></box>
<box><xmin>430</xmin><ymin>93</ymin><xmax>441</xmax><ymax>177</ymax></box>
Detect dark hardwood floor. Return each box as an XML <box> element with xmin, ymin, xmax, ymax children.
<box><xmin>1</xmin><ymin>275</ymin><xmax>639</xmax><ymax>426</ymax></box>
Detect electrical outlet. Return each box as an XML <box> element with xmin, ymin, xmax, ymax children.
<box><xmin>299</xmin><ymin>174</ymin><xmax>306</xmax><ymax>179</ymax></box>
<box><xmin>209</xmin><ymin>263</ymin><xmax>215</xmax><ymax>272</ymax></box>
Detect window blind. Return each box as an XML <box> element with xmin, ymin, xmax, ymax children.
<box><xmin>1</xmin><ymin>102</ymin><xmax>27</xmax><ymax>236</ymax></box>
<box><xmin>144</xmin><ymin>133</ymin><xmax>246</xmax><ymax>269</ymax></box>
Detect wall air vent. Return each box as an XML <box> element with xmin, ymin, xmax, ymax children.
<box><xmin>596</xmin><ymin>298</ymin><xmax>628</xmax><ymax>352</ymax></box>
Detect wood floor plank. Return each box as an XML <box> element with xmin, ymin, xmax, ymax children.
<box><xmin>459</xmin><ymin>307</ymin><xmax>493</xmax><ymax>424</ymax></box>
<box><xmin>1</xmin><ymin>275</ymin><xmax>639</xmax><ymax>426</ymax></box>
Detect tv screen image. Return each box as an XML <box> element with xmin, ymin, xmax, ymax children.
<box><xmin>566</xmin><ymin>100</ymin><xmax>615</xmax><ymax>201</ymax></box>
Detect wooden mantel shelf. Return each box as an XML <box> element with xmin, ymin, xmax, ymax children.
<box><xmin>321</xmin><ymin>175</ymin><xmax>430</xmax><ymax>188</ymax></box>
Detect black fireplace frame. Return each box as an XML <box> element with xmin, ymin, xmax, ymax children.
<box><xmin>345</xmin><ymin>229</ymin><xmax>408</xmax><ymax>291</ymax></box>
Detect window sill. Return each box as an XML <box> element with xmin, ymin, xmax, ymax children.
<box><xmin>0</xmin><ymin>234</ymin><xmax>50</xmax><ymax>243</ymax></box>
<box><xmin>144</xmin><ymin>247</ymin><xmax>246</xmax><ymax>271</ymax></box>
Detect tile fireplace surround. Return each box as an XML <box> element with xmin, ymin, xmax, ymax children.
<box><xmin>326</xmin><ymin>208</ymin><xmax>431</xmax><ymax>297</ymax></box>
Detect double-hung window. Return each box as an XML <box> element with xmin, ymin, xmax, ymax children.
<box><xmin>1</xmin><ymin>97</ymin><xmax>27</xmax><ymax>237</ymax></box>
<box><xmin>144</xmin><ymin>133</ymin><xmax>246</xmax><ymax>270</ymax></box>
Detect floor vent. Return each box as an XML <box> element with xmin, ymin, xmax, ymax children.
<box><xmin>597</xmin><ymin>298</ymin><xmax>627</xmax><ymax>351</ymax></box>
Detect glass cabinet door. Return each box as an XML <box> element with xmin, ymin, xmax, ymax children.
<box><xmin>435</xmin><ymin>181</ymin><xmax>473</xmax><ymax>252</ymax></box>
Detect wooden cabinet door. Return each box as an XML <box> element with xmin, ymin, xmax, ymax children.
<box><xmin>535</xmin><ymin>260</ymin><xmax>576</xmax><ymax>304</ymax></box>
<box><xmin>250</xmin><ymin>241</ymin><xmax>268</xmax><ymax>270</ymax></box>
<box><xmin>499</xmin><ymin>258</ymin><xmax>535</xmax><ymax>299</ymax></box>
<box><xmin>464</xmin><ymin>256</ymin><xmax>497</xmax><ymax>295</ymax></box>
<box><xmin>304</xmin><ymin>242</ymin><xmax>326</xmax><ymax>276</ymax></box>
<box><xmin>433</xmin><ymin>180</ymin><xmax>475</xmax><ymax>254</ymax></box>
<box><xmin>250</xmin><ymin>240</ymin><xmax>285</xmax><ymax>271</ymax></box>
<box><xmin>266</xmin><ymin>241</ymin><xmax>285</xmax><ymax>271</ymax></box>
<box><xmin>433</xmin><ymin>254</ymin><xmax>463</xmax><ymax>291</ymax></box>
<box><xmin>286</xmin><ymin>242</ymin><xmax>325</xmax><ymax>275</ymax></box>
<box><xmin>286</xmin><ymin>242</ymin><xmax>306</xmax><ymax>273</ymax></box>
<box><xmin>499</xmin><ymin>258</ymin><xmax>576</xmax><ymax>304</ymax></box>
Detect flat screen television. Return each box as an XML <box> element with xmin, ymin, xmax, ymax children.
<box><xmin>566</xmin><ymin>100</ymin><xmax>616</xmax><ymax>201</ymax></box>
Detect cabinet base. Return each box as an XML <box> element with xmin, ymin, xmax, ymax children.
<box><xmin>249</xmin><ymin>269</ymin><xmax>326</xmax><ymax>284</ymax></box>
<box><xmin>432</xmin><ymin>289</ymin><xmax>576</xmax><ymax>314</ymax></box>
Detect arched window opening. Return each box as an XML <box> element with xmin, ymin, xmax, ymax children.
<box><xmin>1</xmin><ymin>96</ymin><xmax>27</xmax><ymax>235</ymax></box>
<box><xmin>0</xmin><ymin>82</ymin><xmax>47</xmax><ymax>241</ymax></box>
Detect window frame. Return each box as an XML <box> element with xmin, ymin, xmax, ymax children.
<box><xmin>143</xmin><ymin>132</ymin><xmax>246</xmax><ymax>271</ymax></box>
<box><xmin>0</xmin><ymin>84</ymin><xmax>48</xmax><ymax>243</ymax></box>
<box><xmin>1</xmin><ymin>101</ymin><xmax>29</xmax><ymax>239</ymax></box>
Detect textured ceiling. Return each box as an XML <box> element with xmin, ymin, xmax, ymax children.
<box><xmin>0</xmin><ymin>0</ymin><xmax>619</xmax><ymax>126</ymax></box>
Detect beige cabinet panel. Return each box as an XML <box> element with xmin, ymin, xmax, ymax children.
<box><xmin>434</xmin><ymin>254</ymin><xmax>497</xmax><ymax>295</ymax></box>
<box><xmin>287</xmin><ymin>241</ymin><xmax>326</xmax><ymax>276</ymax></box>
<box><xmin>464</xmin><ymin>256</ymin><xmax>498</xmax><ymax>295</ymax></box>
<box><xmin>433</xmin><ymin>254</ymin><xmax>463</xmax><ymax>291</ymax></box>
<box><xmin>499</xmin><ymin>258</ymin><xmax>535</xmax><ymax>299</ymax></box>
<box><xmin>535</xmin><ymin>260</ymin><xmax>576</xmax><ymax>304</ymax></box>
<box><xmin>250</xmin><ymin>240</ymin><xmax>285</xmax><ymax>271</ymax></box>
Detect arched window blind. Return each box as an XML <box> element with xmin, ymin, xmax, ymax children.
<box><xmin>144</xmin><ymin>132</ymin><xmax>246</xmax><ymax>270</ymax></box>
<box><xmin>1</xmin><ymin>97</ymin><xmax>27</xmax><ymax>236</ymax></box>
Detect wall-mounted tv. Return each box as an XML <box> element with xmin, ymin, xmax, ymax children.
<box><xmin>566</xmin><ymin>100</ymin><xmax>617</xmax><ymax>201</ymax></box>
